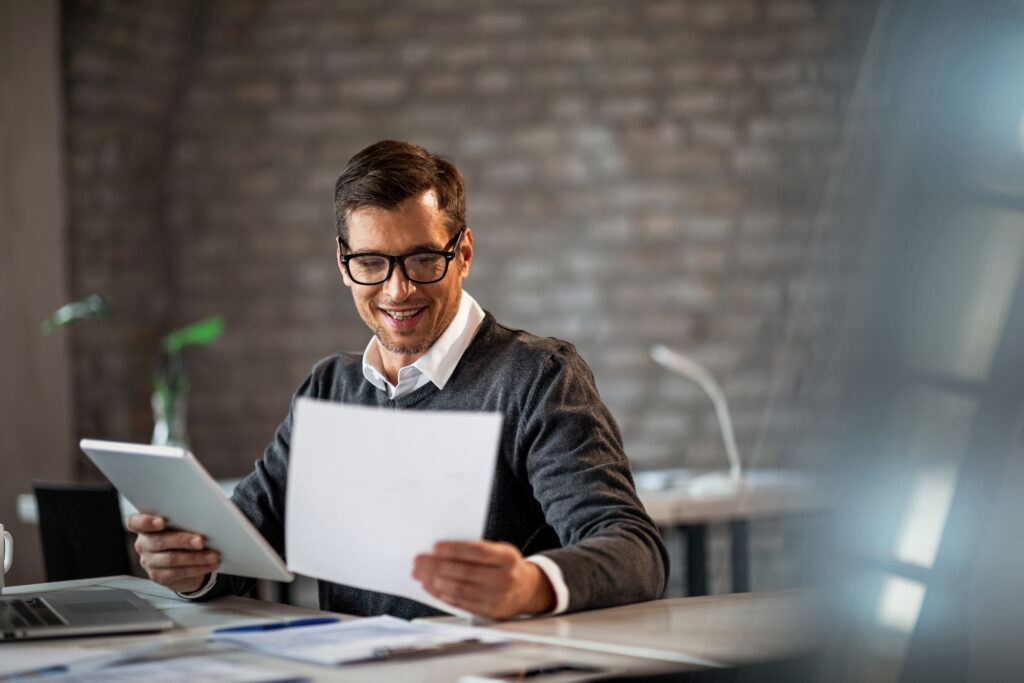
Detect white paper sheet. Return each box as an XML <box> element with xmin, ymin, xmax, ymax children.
<box><xmin>0</xmin><ymin>639</ymin><xmax>162</xmax><ymax>679</ymax></box>
<box><xmin>0</xmin><ymin>646</ymin><xmax>119</xmax><ymax>678</ymax></box>
<box><xmin>285</xmin><ymin>399</ymin><xmax>503</xmax><ymax>616</ymax></box>
<box><xmin>39</xmin><ymin>656</ymin><xmax>305</xmax><ymax>682</ymax></box>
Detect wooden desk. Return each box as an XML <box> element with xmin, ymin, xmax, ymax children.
<box><xmin>438</xmin><ymin>590</ymin><xmax>821</xmax><ymax>670</ymax></box>
<box><xmin>2</xmin><ymin>576</ymin><xmax>815</xmax><ymax>681</ymax></box>
<box><xmin>0</xmin><ymin>576</ymin><xmax>699</xmax><ymax>681</ymax></box>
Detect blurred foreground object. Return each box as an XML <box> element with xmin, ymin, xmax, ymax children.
<box><xmin>801</xmin><ymin>0</ymin><xmax>1024</xmax><ymax>681</ymax></box>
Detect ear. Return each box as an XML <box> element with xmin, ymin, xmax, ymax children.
<box><xmin>457</xmin><ymin>228</ymin><xmax>473</xmax><ymax>282</ymax></box>
<box><xmin>337</xmin><ymin>243</ymin><xmax>352</xmax><ymax>288</ymax></box>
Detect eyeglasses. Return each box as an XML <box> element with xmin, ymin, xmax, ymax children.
<box><xmin>338</xmin><ymin>228</ymin><xmax>465</xmax><ymax>285</ymax></box>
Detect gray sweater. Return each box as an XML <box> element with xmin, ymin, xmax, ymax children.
<box><xmin>213</xmin><ymin>313</ymin><xmax>668</xmax><ymax>618</ymax></box>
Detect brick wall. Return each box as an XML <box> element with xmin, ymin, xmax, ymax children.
<box><xmin>62</xmin><ymin>0</ymin><xmax>203</xmax><ymax>475</ymax></box>
<box><xmin>63</xmin><ymin>0</ymin><xmax>876</xmax><ymax>590</ymax></box>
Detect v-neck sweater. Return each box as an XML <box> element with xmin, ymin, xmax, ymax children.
<box><xmin>216</xmin><ymin>312</ymin><xmax>668</xmax><ymax>618</ymax></box>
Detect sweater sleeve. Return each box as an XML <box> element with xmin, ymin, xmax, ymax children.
<box><xmin>518</xmin><ymin>346</ymin><xmax>669</xmax><ymax>612</ymax></box>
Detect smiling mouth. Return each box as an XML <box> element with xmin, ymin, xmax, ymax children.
<box><xmin>383</xmin><ymin>307</ymin><xmax>425</xmax><ymax>321</ymax></box>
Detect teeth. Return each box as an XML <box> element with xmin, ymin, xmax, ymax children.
<box><xmin>386</xmin><ymin>309</ymin><xmax>422</xmax><ymax>320</ymax></box>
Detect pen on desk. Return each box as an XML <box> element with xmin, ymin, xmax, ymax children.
<box><xmin>213</xmin><ymin>617</ymin><xmax>340</xmax><ymax>634</ymax></box>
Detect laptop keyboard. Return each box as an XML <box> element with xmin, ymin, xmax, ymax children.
<box><xmin>1</xmin><ymin>597</ymin><xmax>65</xmax><ymax>630</ymax></box>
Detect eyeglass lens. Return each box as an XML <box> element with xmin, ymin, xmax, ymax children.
<box><xmin>347</xmin><ymin>252</ymin><xmax>448</xmax><ymax>284</ymax></box>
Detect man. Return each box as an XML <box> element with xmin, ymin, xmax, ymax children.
<box><xmin>129</xmin><ymin>140</ymin><xmax>668</xmax><ymax>620</ymax></box>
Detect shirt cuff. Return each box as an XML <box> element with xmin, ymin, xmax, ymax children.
<box><xmin>177</xmin><ymin>571</ymin><xmax>218</xmax><ymax>599</ymax></box>
<box><xmin>525</xmin><ymin>555</ymin><xmax>569</xmax><ymax>615</ymax></box>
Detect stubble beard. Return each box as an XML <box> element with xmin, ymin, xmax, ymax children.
<box><xmin>369</xmin><ymin>295</ymin><xmax>459</xmax><ymax>358</ymax></box>
<box><xmin>372</xmin><ymin>326</ymin><xmax>435</xmax><ymax>357</ymax></box>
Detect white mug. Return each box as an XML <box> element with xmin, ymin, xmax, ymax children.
<box><xmin>0</xmin><ymin>522</ymin><xmax>13</xmax><ymax>594</ymax></box>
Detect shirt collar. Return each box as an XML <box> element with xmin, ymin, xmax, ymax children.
<box><xmin>361</xmin><ymin>291</ymin><xmax>485</xmax><ymax>395</ymax></box>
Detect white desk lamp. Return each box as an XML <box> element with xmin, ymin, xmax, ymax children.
<box><xmin>643</xmin><ymin>344</ymin><xmax>815</xmax><ymax>498</ymax></box>
<box><xmin>650</xmin><ymin>344</ymin><xmax>745</xmax><ymax>497</ymax></box>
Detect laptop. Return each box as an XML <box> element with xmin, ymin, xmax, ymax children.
<box><xmin>0</xmin><ymin>587</ymin><xmax>173</xmax><ymax>641</ymax></box>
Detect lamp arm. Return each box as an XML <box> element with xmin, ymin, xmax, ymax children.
<box><xmin>650</xmin><ymin>344</ymin><xmax>743</xmax><ymax>480</ymax></box>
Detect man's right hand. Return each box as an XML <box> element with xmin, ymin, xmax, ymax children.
<box><xmin>126</xmin><ymin>513</ymin><xmax>220</xmax><ymax>593</ymax></box>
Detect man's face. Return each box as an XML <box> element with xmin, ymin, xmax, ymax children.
<box><xmin>339</xmin><ymin>191</ymin><xmax>473</xmax><ymax>368</ymax></box>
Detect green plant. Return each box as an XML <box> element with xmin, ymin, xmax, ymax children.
<box><xmin>153</xmin><ymin>315</ymin><xmax>226</xmax><ymax>416</ymax></box>
<box><xmin>43</xmin><ymin>294</ymin><xmax>225</xmax><ymax>446</ymax></box>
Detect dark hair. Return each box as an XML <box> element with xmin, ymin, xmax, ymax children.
<box><xmin>334</xmin><ymin>140</ymin><xmax>466</xmax><ymax>248</ymax></box>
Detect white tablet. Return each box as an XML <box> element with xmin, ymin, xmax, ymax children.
<box><xmin>80</xmin><ymin>439</ymin><xmax>293</xmax><ymax>583</ymax></box>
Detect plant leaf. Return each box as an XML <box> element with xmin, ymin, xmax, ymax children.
<box><xmin>162</xmin><ymin>315</ymin><xmax>226</xmax><ymax>353</ymax></box>
<box><xmin>41</xmin><ymin>294</ymin><xmax>114</xmax><ymax>334</ymax></box>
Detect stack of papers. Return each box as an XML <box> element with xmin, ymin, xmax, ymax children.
<box><xmin>209</xmin><ymin>615</ymin><xmax>512</xmax><ymax>665</ymax></box>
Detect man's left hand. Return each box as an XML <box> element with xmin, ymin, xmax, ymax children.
<box><xmin>413</xmin><ymin>540</ymin><xmax>556</xmax><ymax>620</ymax></box>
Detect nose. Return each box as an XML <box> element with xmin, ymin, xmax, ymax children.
<box><xmin>382</xmin><ymin>262</ymin><xmax>416</xmax><ymax>302</ymax></box>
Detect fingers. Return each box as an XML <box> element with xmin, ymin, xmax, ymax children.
<box><xmin>417</xmin><ymin>565</ymin><xmax>529</xmax><ymax>620</ymax></box>
<box><xmin>414</xmin><ymin>554</ymin><xmax>511</xmax><ymax>587</ymax></box>
<box><xmin>423</xmin><ymin>582</ymin><xmax>501</xmax><ymax>615</ymax></box>
<box><xmin>414</xmin><ymin>558</ymin><xmax>514</xmax><ymax>608</ymax></box>
<box><xmin>415</xmin><ymin>565</ymin><xmax>496</xmax><ymax>614</ymax></box>
<box><xmin>140</xmin><ymin>549</ymin><xmax>220</xmax><ymax>570</ymax></box>
<box><xmin>134</xmin><ymin>529</ymin><xmax>206</xmax><ymax>554</ymax></box>
<box><xmin>147</xmin><ymin>565</ymin><xmax>217</xmax><ymax>594</ymax></box>
<box><xmin>127</xmin><ymin>515</ymin><xmax>204</xmax><ymax>550</ymax></box>
<box><xmin>127</xmin><ymin>514</ymin><xmax>217</xmax><ymax>592</ymax></box>
<box><xmin>417</xmin><ymin>566</ymin><xmax>507</xmax><ymax>606</ymax></box>
<box><xmin>138</xmin><ymin>548</ymin><xmax>220</xmax><ymax>593</ymax></box>
<box><xmin>412</xmin><ymin>541</ymin><xmax>519</xmax><ymax>596</ymax></box>
<box><xmin>429</xmin><ymin>540</ymin><xmax>517</xmax><ymax>566</ymax></box>
<box><xmin>126</xmin><ymin>514</ymin><xmax>206</xmax><ymax>549</ymax></box>
<box><xmin>413</xmin><ymin>540</ymin><xmax>548</xmax><ymax>620</ymax></box>
<box><xmin>126</xmin><ymin>513</ymin><xmax>165</xmax><ymax>532</ymax></box>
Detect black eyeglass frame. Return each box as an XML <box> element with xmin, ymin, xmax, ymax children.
<box><xmin>337</xmin><ymin>227</ymin><xmax>465</xmax><ymax>285</ymax></box>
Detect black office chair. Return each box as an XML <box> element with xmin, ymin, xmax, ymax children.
<box><xmin>33</xmin><ymin>481</ymin><xmax>133</xmax><ymax>582</ymax></box>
